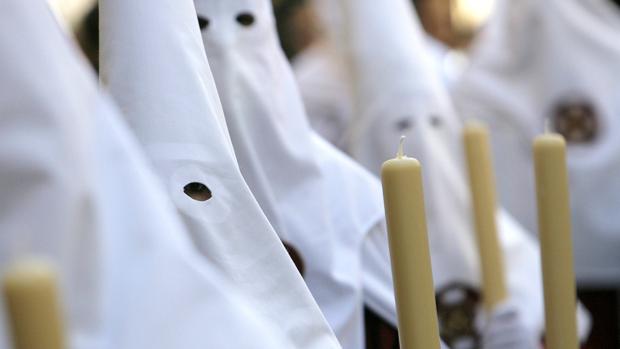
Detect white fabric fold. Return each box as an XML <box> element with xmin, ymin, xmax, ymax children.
<box><xmin>98</xmin><ymin>0</ymin><xmax>341</xmax><ymax>347</ymax></box>
<box><xmin>194</xmin><ymin>0</ymin><xmax>393</xmax><ymax>347</ymax></box>
<box><xmin>0</xmin><ymin>0</ymin><xmax>326</xmax><ymax>347</ymax></box>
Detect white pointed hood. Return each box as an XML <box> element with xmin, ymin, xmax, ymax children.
<box><xmin>194</xmin><ymin>0</ymin><xmax>392</xmax><ymax>347</ymax></box>
<box><xmin>454</xmin><ymin>0</ymin><xmax>620</xmax><ymax>285</ymax></box>
<box><xmin>0</xmin><ymin>0</ymin><xmax>318</xmax><ymax>348</ymax></box>
<box><xmin>98</xmin><ymin>0</ymin><xmax>340</xmax><ymax>347</ymax></box>
<box><xmin>338</xmin><ymin>0</ymin><xmax>477</xmax><ymax>289</ymax></box>
<box><xmin>320</xmin><ymin>0</ymin><xmax>546</xmax><ymax>342</ymax></box>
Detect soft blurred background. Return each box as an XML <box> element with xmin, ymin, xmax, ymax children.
<box><xmin>50</xmin><ymin>0</ymin><xmax>495</xmax><ymax>68</ymax></box>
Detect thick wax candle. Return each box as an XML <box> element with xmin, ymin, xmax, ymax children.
<box><xmin>381</xmin><ymin>137</ymin><xmax>441</xmax><ymax>349</ymax></box>
<box><xmin>463</xmin><ymin>122</ymin><xmax>507</xmax><ymax>311</ymax></box>
<box><xmin>3</xmin><ymin>260</ymin><xmax>66</xmax><ymax>349</ymax></box>
<box><xmin>533</xmin><ymin>134</ymin><xmax>578</xmax><ymax>349</ymax></box>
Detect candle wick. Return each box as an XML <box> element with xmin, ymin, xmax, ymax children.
<box><xmin>397</xmin><ymin>135</ymin><xmax>406</xmax><ymax>158</ymax></box>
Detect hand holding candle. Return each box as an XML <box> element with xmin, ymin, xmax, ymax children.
<box><xmin>463</xmin><ymin>122</ymin><xmax>508</xmax><ymax>311</ymax></box>
<box><xmin>381</xmin><ymin>136</ymin><xmax>441</xmax><ymax>349</ymax></box>
<box><xmin>3</xmin><ymin>259</ymin><xmax>66</xmax><ymax>349</ymax></box>
<box><xmin>533</xmin><ymin>134</ymin><xmax>578</xmax><ymax>349</ymax></box>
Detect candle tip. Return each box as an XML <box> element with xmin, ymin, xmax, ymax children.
<box><xmin>397</xmin><ymin>136</ymin><xmax>406</xmax><ymax>158</ymax></box>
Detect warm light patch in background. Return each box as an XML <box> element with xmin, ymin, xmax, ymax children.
<box><xmin>451</xmin><ymin>0</ymin><xmax>495</xmax><ymax>32</ymax></box>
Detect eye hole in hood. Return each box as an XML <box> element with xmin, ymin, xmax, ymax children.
<box><xmin>198</xmin><ymin>15</ymin><xmax>210</xmax><ymax>30</ymax></box>
<box><xmin>236</xmin><ymin>12</ymin><xmax>256</xmax><ymax>27</ymax></box>
<box><xmin>184</xmin><ymin>182</ymin><xmax>213</xmax><ymax>201</ymax></box>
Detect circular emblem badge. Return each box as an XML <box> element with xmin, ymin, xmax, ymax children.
<box><xmin>436</xmin><ymin>284</ymin><xmax>481</xmax><ymax>349</ymax></box>
<box><xmin>551</xmin><ymin>98</ymin><xmax>599</xmax><ymax>144</ymax></box>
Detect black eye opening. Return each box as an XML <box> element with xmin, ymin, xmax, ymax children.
<box><xmin>197</xmin><ymin>15</ymin><xmax>210</xmax><ymax>30</ymax></box>
<box><xmin>396</xmin><ymin>117</ymin><xmax>413</xmax><ymax>131</ymax></box>
<box><xmin>184</xmin><ymin>182</ymin><xmax>212</xmax><ymax>202</ymax></box>
<box><xmin>430</xmin><ymin>115</ymin><xmax>443</xmax><ymax>128</ymax></box>
<box><xmin>236</xmin><ymin>12</ymin><xmax>255</xmax><ymax>27</ymax></box>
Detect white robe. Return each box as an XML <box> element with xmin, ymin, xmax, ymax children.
<box><xmin>0</xmin><ymin>0</ymin><xmax>324</xmax><ymax>348</ymax></box>
<box><xmin>194</xmin><ymin>0</ymin><xmax>397</xmax><ymax>347</ymax></box>
<box><xmin>298</xmin><ymin>0</ymin><xmax>547</xmax><ymax>343</ymax></box>
<box><xmin>97</xmin><ymin>0</ymin><xmax>341</xmax><ymax>347</ymax></box>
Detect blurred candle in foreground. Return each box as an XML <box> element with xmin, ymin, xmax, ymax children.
<box><xmin>533</xmin><ymin>134</ymin><xmax>578</xmax><ymax>349</ymax></box>
<box><xmin>3</xmin><ymin>260</ymin><xmax>66</xmax><ymax>349</ymax></box>
<box><xmin>381</xmin><ymin>137</ymin><xmax>441</xmax><ymax>349</ymax></box>
<box><xmin>463</xmin><ymin>122</ymin><xmax>507</xmax><ymax>311</ymax></box>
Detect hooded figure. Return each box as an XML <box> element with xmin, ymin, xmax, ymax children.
<box><xmin>455</xmin><ymin>0</ymin><xmax>618</xmax><ymax>345</ymax></box>
<box><xmin>192</xmin><ymin>0</ymin><xmax>400</xmax><ymax>348</ymax></box>
<box><xmin>454</xmin><ymin>0</ymin><xmax>620</xmax><ymax>287</ymax></box>
<box><xmin>98</xmin><ymin>0</ymin><xmax>341</xmax><ymax>347</ymax></box>
<box><xmin>0</xmin><ymin>0</ymin><xmax>323</xmax><ymax>348</ymax></box>
<box><xmin>297</xmin><ymin>0</ymin><xmax>558</xmax><ymax>347</ymax></box>
<box><xmin>293</xmin><ymin>15</ymin><xmax>463</xmax><ymax>149</ymax></box>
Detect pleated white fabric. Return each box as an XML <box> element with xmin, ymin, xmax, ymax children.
<box><xmin>454</xmin><ymin>0</ymin><xmax>620</xmax><ymax>285</ymax></box>
<box><xmin>97</xmin><ymin>0</ymin><xmax>341</xmax><ymax>347</ymax></box>
<box><xmin>193</xmin><ymin>0</ymin><xmax>395</xmax><ymax>347</ymax></box>
<box><xmin>0</xmin><ymin>0</ymin><xmax>330</xmax><ymax>348</ymax></box>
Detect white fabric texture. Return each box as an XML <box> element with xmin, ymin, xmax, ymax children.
<box><xmin>194</xmin><ymin>0</ymin><xmax>393</xmax><ymax>348</ymax></box>
<box><xmin>0</xmin><ymin>1</ymin><xmax>322</xmax><ymax>348</ymax></box>
<box><xmin>454</xmin><ymin>0</ymin><xmax>620</xmax><ymax>285</ymax></box>
<box><xmin>307</xmin><ymin>0</ymin><xmax>547</xmax><ymax>339</ymax></box>
<box><xmin>481</xmin><ymin>300</ymin><xmax>591</xmax><ymax>348</ymax></box>
<box><xmin>480</xmin><ymin>301</ymin><xmax>539</xmax><ymax>349</ymax></box>
<box><xmin>98</xmin><ymin>0</ymin><xmax>341</xmax><ymax>348</ymax></box>
<box><xmin>293</xmin><ymin>42</ymin><xmax>354</xmax><ymax>149</ymax></box>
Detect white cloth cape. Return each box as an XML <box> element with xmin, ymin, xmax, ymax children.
<box><xmin>194</xmin><ymin>0</ymin><xmax>394</xmax><ymax>348</ymax></box>
<box><xmin>454</xmin><ymin>0</ymin><xmax>620</xmax><ymax>285</ymax></box>
<box><xmin>304</xmin><ymin>0</ymin><xmax>547</xmax><ymax>339</ymax></box>
<box><xmin>0</xmin><ymin>1</ymin><xmax>321</xmax><ymax>348</ymax></box>
<box><xmin>98</xmin><ymin>0</ymin><xmax>341</xmax><ymax>347</ymax></box>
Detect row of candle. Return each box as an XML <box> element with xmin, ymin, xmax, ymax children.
<box><xmin>0</xmin><ymin>123</ymin><xmax>579</xmax><ymax>349</ymax></box>
<box><xmin>382</xmin><ymin>124</ymin><xmax>578</xmax><ymax>349</ymax></box>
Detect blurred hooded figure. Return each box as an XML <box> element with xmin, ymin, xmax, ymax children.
<box><xmin>97</xmin><ymin>0</ymin><xmax>341</xmax><ymax>347</ymax></box>
<box><xmin>295</xmin><ymin>0</ymin><xmax>572</xmax><ymax>347</ymax></box>
<box><xmin>193</xmin><ymin>0</ymin><xmax>540</xmax><ymax>348</ymax></box>
<box><xmin>455</xmin><ymin>0</ymin><xmax>620</xmax><ymax>286</ymax></box>
<box><xmin>454</xmin><ymin>0</ymin><xmax>620</xmax><ymax>346</ymax></box>
<box><xmin>293</xmin><ymin>3</ymin><xmax>465</xmax><ymax>149</ymax></box>
<box><xmin>193</xmin><ymin>1</ymin><xmax>392</xmax><ymax>347</ymax></box>
<box><xmin>0</xmin><ymin>0</ymin><xmax>328</xmax><ymax>348</ymax></box>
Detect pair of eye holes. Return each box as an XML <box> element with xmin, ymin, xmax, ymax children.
<box><xmin>395</xmin><ymin>115</ymin><xmax>443</xmax><ymax>131</ymax></box>
<box><xmin>198</xmin><ymin>12</ymin><xmax>255</xmax><ymax>30</ymax></box>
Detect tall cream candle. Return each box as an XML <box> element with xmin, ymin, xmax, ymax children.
<box><xmin>381</xmin><ymin>137</ymin><xmax>441</xmax><ymax>349</ymax></box>
<box><xmin>463</xmin><ymin>122</ymin><xmax>507</xmax><ymax>311</ymax></box>
<box><xmin>533</xmin><ymin>134</ymin><xmax>578</xmax><ymax>349</ymax></box>
<box><xmin>3</xmin><ymin>260</ymin><xmax>66</xmax><ymax>349</ymax></box>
